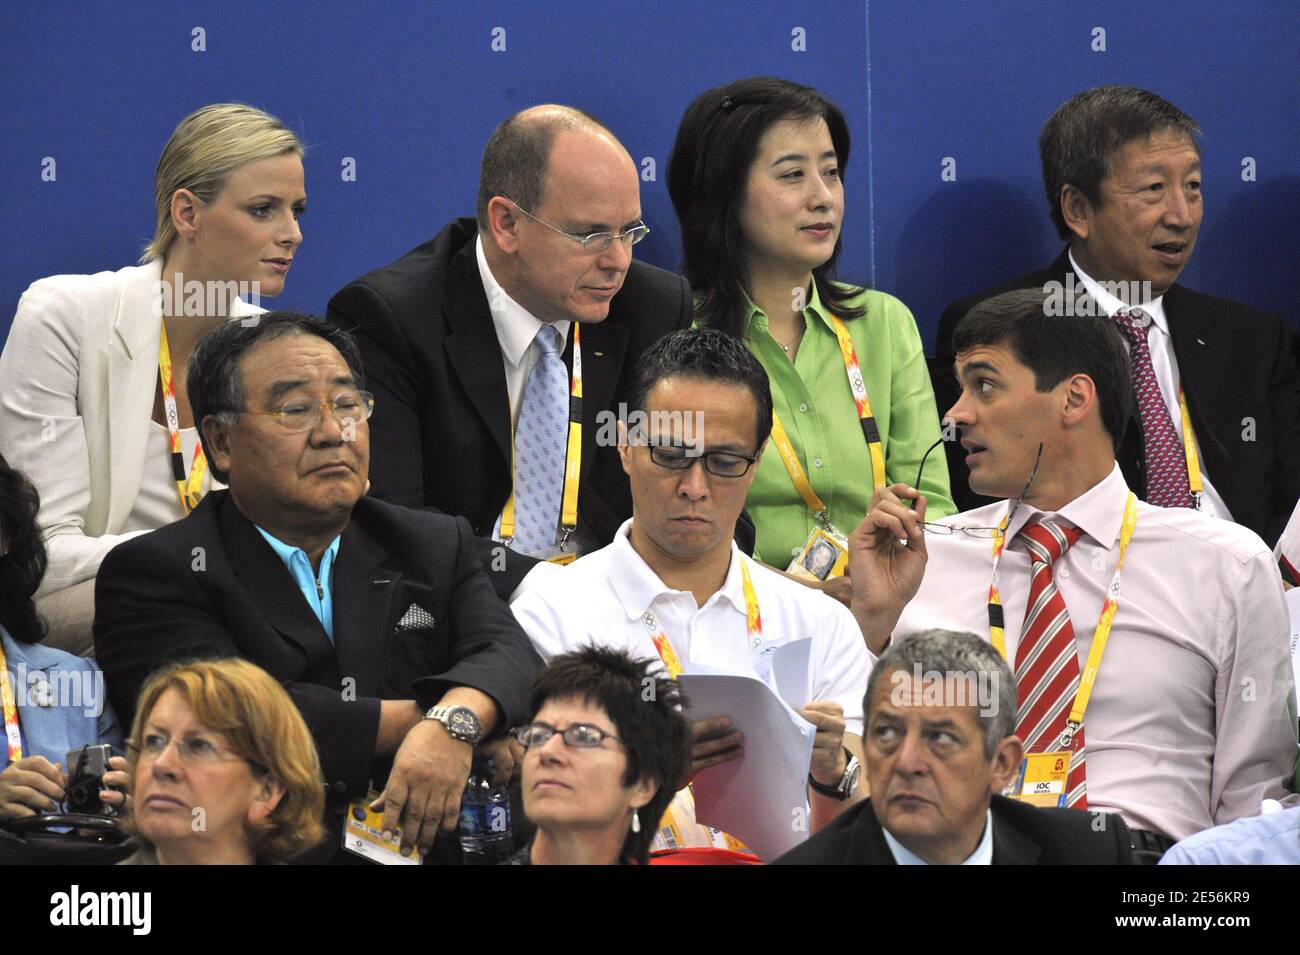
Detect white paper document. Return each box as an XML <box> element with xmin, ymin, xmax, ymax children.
<box><xmin>1285</xmin><ymin>587</ymin><xmax>1300</xmax><ymax>698</ymax></box>
<box><xmin>679</xmin><ymin>639</ymin><xmax>817</xmax><ymax>860</ymax></box>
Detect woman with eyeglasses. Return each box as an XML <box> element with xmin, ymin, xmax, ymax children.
<box><xmin>668</xmin><ymin>77</ymin><xmax>956</xmax><ymax>599</ymax></box>
<box><xmin>119</xmin><ymin>658</ymin><xmax>324</xmax><ymax>865</ymax></box>
<box><xmin>506</xmin><ymin>646</ymin><xmax>689</xmax><ymax>865</ymax></box>
<box><xmin>0</xmin><ymin>103</ymin><xmax>306</xmax><ymax>655</ymax></box>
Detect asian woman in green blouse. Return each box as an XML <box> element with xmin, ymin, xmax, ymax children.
<box><xmin>668</xmin><ymin>76</ymin><xmax>956</xmax><ymax>594</ymax></box>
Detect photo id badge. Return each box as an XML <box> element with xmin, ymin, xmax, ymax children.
<box><xmin>1011</xmin><ymin>751</ymin><xmax>1071</xmax><ymax>808</ymax></box>
<box><xmin>342</xmin><ymin>789</ymin><xmax>420</xmax><ymax>865</ymax></box>
<box><xmin>786</xmin><ymin>526</ymin><xmax>849</xmax><ymax>581</ymax></box>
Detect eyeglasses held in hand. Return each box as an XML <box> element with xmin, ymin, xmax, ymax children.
<box><xmin>236</xmin><ymin>390</ymin><xmax>375</xmax><ymax>433</ymax></box>
<box><xmin>914</xmin><ymin>435</ymin><xmax>1045</xmax><ymax>537</ymax></box>
<box><xmin>502</xmin><ymin>196</ymin><xmax>649</xmax><ymax>252</ymax></box>
<box><xmin>648</xmin><ymin>442</ymin><xmax>757</xmax><ymax>478</ymax></box>
<box><xmin>513</xmin><ymin>722</ymin><xmax>624</xmax><ymax>750</ymax></box>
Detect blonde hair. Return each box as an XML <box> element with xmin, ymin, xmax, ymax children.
<box><xmin>126</xmin><ymin>658</ymin><xmax>325</xmax><ymax>863</ymax></box>
<box><xmin>141</xmin><ymin>103</ymin><xmax>303</xmax><ymax>263</ymax></box>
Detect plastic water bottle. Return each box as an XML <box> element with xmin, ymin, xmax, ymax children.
<box><xmin>458</xmin><ymin>755</ymin><xmax>513</xmax><ymax>864</ymax></box>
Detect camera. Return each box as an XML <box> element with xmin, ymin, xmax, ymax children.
<box><xmin>64</xmin><ymin>744</ymin><xmax>117</xmax><ymax>817</ymax></box>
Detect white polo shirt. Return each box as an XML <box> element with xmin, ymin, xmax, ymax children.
<box><xmin>512</xmin><ymin>519</ymin><xmax>872</xmax><ymax>736</ymax></box>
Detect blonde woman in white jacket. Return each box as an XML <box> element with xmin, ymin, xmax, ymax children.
<box><xmin>0</xmin><ymin>103</ymin><xmax>305</xmax><ymax>653</ymax></box>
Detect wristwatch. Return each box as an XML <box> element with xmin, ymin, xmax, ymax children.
<box><xmin>807</xmin><ymin>748</ymin><xmax>860</xmax><ymax>801</ymax></box>
<box><xmin>424</xmin><ymin>704</ymin><xmax>483</xmax><ymax>745</ymax></box>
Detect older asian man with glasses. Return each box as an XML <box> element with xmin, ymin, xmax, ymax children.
<box><xmin>510</xmin><ymin>329</ymin><xmax>874</xmax><ymax>860</ymax></box>
<box><xmin>93</xmin><ymin>312</ymin><xmax>543</xmax><ymax>865</ymax></box>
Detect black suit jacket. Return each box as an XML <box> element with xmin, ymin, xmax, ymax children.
<box><xmin>773</xmin><ymin>795</ymin><xmax>1133</xmax><ymax>865</ymax></box>
<box><xmin>933</xmin><ymin>249</ymin><xmax>1300</xmax><ymax>544</ymax></box>
<box><xmin>326</xmin><ymin>218</ymin><xmax>724</xmax><ymax>593</ymax></box>
<box><xmin>93</xmin><ymin>491</ymin><xmax>543</xmax><ymax>864</ymax></box>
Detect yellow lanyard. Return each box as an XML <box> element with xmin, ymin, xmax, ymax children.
<box><xmin>1177</xmin><ymin>387</ymin><xmax>1204</xmax><ymax>506</ymax></box>
<box><xmin>158</xmin><ymin>321</ymin><xmax>207</xmax><ymax>514</ymax></box>
<box><xmin>0</xmin><ymin>639</ymin><xmax>22</xmax><ymax>762</ymax></box>
<box><xmin>646</xmin><ymin>557</ymin><xmax>764</xmax><ymax>677</ymax></box>
<box><xmin>499</xmin><ymin>324</ymin><xmax>583</xmax><ymax>550</ymax></box>
<box><xmin>769</xmin><ymin>314</ymin><xmax>886</xmax><ymax>528</ymax></box>
<box><xmin>987</xmin><ymin>493</ymin><xmax>1138</xmax><ymax>744</ymax></box>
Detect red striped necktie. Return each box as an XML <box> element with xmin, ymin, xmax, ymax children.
<box><xmin>1014</xmin><ymin>519</ymin><xmax>1088</xmax><ymax>808</ymax></box>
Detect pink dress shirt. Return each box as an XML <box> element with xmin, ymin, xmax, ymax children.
<box><xmin>895</xmin><ymin>464</ymin><xmax>1298</xmax><ymax>841</ymax></box>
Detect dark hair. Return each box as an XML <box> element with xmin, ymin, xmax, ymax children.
<box><xmin>475</xmin><ymin>106</ymin><xmax>614</xmax><ymax>232</ymax></box>
<box><xmin>952</xmin><ymin>288</ymin><xmax>1132</xmax><ymax>450</ymax></box>
<box><xmin>527</xmin><ymin>646</ymin><xmax>690</xmax><ymax>865</ymax></box>
<box><xmin>1039</xmin><ymin>85</ymin><xmax>1201</xmax><ymax>240</ymax></box>
<box><xmin>0</xmin><ymin>453</ymin><xmax>48</xmax><ymax>644</ymax></box>
<box><xmin>667</xmin><ymin>76</ymin><xmax>865</xmax><ymax>338</ymax></box>
<box><xmin>187</xmin><ymin>312</ymin><xmax>365</xmax><ymax>483</ymax></box>
<box><xmin>626</xmin><ymin>328</ymin><xmax>774</xmax><ymax>450</ymax></box>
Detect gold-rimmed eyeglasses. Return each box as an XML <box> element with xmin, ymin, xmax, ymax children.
<box><xmin>235</xmin><ymin>390</ymin><xmax>375</xmax><ymax>433</ymax></box>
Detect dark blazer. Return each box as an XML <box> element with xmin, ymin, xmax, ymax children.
<box><xmin>93</xmin><ymin>490</ymin><xmax>543</xmax><ymax>864</ymax></box>
<box><xmin>773</xmin><ymin>795</ymin><xmax>1133</xmax><ymax>865</ymax></box>
<box><xmin>326</xmin><ymin>218</ymin><xmax>718</xmax><ymax>593</ymax></box>
<box><xmin>932</xmin><ymin>249</ymin><xmax>1300</xmax><ymax>544</ymax></box>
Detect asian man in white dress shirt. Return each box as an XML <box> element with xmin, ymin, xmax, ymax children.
<box><xmin>512</xmin><ymin>329</ymin><xmax>871</xmax><ymax>856</ymax></box>
<box><xmin>849</xmin><ymin>288</ymin><xmax>1298</xmax><ymax>863</ymax></box>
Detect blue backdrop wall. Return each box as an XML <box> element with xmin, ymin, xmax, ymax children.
<box><xmin>2</xmin><ymin>0</ymin><xmax>1295</xmax><ymax>354</ymax></box>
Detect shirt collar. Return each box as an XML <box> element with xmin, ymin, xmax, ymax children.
<box><xmin>1068</xmin><ymin>248</ymin><xmax>1169</xmax><ymax>337</ymax></box>
<box><xmin>744</xmin><ymin>279</ymin><xmax>836</xmax><ymax>337</ymax></box>
<box><xmin>255</xmin><ymin>525</ymin><xmax>341</xmax><ymax>577</ymax></box>
<box><xmin>476</xmin><ymin>234</ymin><xmax>571</xmax><ymax>367</ymax></box>
<box><xmin>883</xmin><ymin>808</ymin><xmax>994</xmax><ymax>865</ymax></box>
<box><xmin>1003</xmin><ymin>461</ymin><xmax>1131</xmax><ymax>552</ymax></box>
<box><xmin>605</xmin><ymin>519</ymin><xmax>748</xmax><ymax>620</ymax></box>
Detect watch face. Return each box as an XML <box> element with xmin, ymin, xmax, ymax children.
<box><xmin>447</xmin><ymin>708</ymin><xmax>480</xmax><ymax>739</ymax></box>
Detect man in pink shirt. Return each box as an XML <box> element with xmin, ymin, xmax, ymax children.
<box><xmin>850</xmin><ymin>287</ymin><xmax>1298</xmax><ymax>862</ymax></box>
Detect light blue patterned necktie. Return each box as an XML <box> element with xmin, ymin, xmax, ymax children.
<box><xmin>511</xmin><ymin>324</ymin><xmax>568</xmax><ymax>556</ymax></box>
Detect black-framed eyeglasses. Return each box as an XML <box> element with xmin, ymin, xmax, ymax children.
<box><xmin>513</xmin><ymin>722</ymin><xmax>624</xmax><ymax>750</ymax></box>
<box><xmin>647</xmin><ymin>442</ymin><xmax>758</xmax><ymax>479</ymax></box>
<box><xmin>502</xmin><ymin>195</ymin><xmax>649</xmax><ymax>252</ymax></box>
<box><xmin>235</xmin><ymin>390</ymin><xmax>375</xmax><ymax>434</ymax></box>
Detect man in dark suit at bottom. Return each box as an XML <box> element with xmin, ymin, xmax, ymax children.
<box><xmin>94</xmin><ymin>313</ymin><xmax>542</xmax><ymax>864</ymax></box>
<box><xmin>775</xmin><ymin>630</ymin><xmax>1132</xmax><ymax>865</ymax></box>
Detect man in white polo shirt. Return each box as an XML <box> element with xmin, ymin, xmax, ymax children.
<box><xmin>512</xmin><ymin>328</ymin><xmax>870</xmax><ymax>853</ymax></box>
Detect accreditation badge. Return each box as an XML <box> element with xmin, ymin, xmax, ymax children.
<box><xmin>786</xmin><ymin>526</ymin><xmax>849</xmax><ymax>581</ymax></box>
<box><xmin>1010</xmin><ymin>751</ymin><xmax>1071</xmax><ymax>808</ymax></box>
<box><xmin>342</xmin><ymin>789</ymin><xmax>421</xmax><ymax>865</ymax></box>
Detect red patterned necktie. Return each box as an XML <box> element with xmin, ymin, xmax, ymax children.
<box><xmin>1014</xmin><ymin>519</ymin><xmax>1087</xmax><ymax>808</ymax></box>
<box><xmin>1111</xmin><ymin>308</ymin><xmax>1195</xmax><ymax>508</ymax></box>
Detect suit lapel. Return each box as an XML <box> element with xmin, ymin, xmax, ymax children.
<box><xmin>443</xmin><ymin>240</ymin><xmax>512</xmax><ymax>465</ymax></box>
<box><xmin>105</xmin><ymin>261</ymin><xmax>167</xmax><ymax>530</ymax></box>
<box><xmin>220</xmin><ymin>497</ymin><xmax>338</xmax><ymax>667</ymax></box>
<box><xmin>850</xmin><ymin>800</ymin><xmax>901</xmax><ymax>864</ymax></box>
<box><xmin>331</xmin><ymin>518</ymin><xmax>401</xmax><ymax>699</ymax></box>
<box><xmin>1163</xmin><ymin>285</ymin><xmax>1229</xmax><ymax>461</ymax></box>
<box><xmin>565</xmin><ymin>319</ymin><xmax>628</xmax><ymax>491</ymax></box>
<box><xmin>990</xmin><ymin>800</ymin><xmax>1041</xmax><ymax>865</ymax></box>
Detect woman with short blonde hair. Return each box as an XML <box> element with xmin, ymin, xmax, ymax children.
<box><xmin>0</xmin><ymin>103</ymin><xmax>306</xmax><ymax>654</ymax></box>
<box><xmin>122</xmin><ymin>658</ymin><xmax>324</xmax><ymax>865</ymax></box>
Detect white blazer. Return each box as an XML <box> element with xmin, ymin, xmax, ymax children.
<box><xmin>0</xmin><ymin>261</ymin><xmax>261</xmax><ymax>596</ymax></box>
